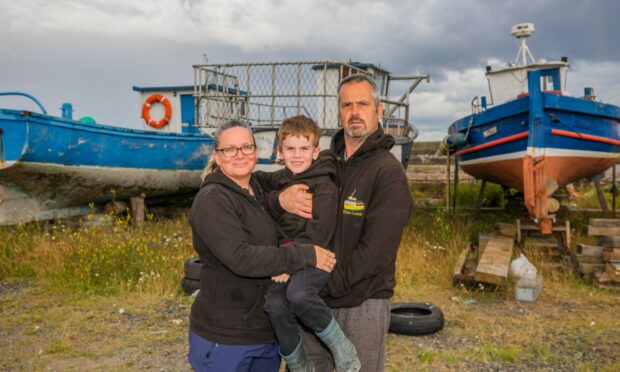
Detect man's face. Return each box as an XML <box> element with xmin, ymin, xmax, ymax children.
<box><xmin>339</xmin><ymin>81</ymin><xmax>383</xmax><ymax>141</ymax></box>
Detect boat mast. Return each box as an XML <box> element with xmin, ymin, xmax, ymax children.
<box><xmin>512</xmin><ymin>23</ymin><xmax>536</xmax><ymax>66</ymax></box>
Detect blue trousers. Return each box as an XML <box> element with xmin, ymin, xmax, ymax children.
<box><xmin>188</xmin><ymin>330</ymin><xmax>281</xmax><ymax>372</ymax></box>
<box><xmin>263</xmin><ymin>267</ymin><xmax>332</xmax><ymax>356</ymax></box>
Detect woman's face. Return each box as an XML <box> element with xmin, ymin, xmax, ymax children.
<box><xmin>213</xmin><ymin>126</ymin><xmax>257</xmax><ymax>184</ymax></box>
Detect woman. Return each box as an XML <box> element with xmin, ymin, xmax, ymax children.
<box><xmin>188</xmin><ymin>120</ymin><xmax>336</xmax><ymax>372</ymax></box>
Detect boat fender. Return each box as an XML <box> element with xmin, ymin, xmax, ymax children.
<box><xmin>142</xmin><ymin>94</ymin><xmax>172</xmax><ymax>128</ymax></box>
<box><xmin>443</xmin><ymin>132</ymin><xmax>468</xmax><ymax>149</ymax></box>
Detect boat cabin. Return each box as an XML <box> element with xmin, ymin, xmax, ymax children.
<box><xmin>483</xmin><ymin>23</ymin><xmax>569</xmax><ymax>107</ymax></box>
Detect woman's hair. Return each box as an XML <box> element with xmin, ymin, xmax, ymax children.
<box><xmin>201</xmin><ymin>120</ymin><xmax>254</xmax><ymax>180</ymax></box>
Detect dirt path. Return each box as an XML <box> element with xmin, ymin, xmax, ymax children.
<box><xmin>2</xmin><ymin>281</ymin><xmax>619</xmax><ymax>371</ymax></box>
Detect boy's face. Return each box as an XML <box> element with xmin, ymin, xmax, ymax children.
<box><xmin>279</xmin><ymin>134</ymin><xmax>320</xmax><ymax>175</ymax></box>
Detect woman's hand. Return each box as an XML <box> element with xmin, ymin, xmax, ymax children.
<box><xmin>279</xmin><ymin>184</ymin><xmax>313</xmax><ymax>219</ymax></box>
<box><xmin>271</xmin><ymin>273</ymin><xmax>290</xmax><ymax>282</ymax></box>
<box><xmin>314</xmin><ymin>245</ymin><xmax>336</xmax><ymax>273</ymax></box>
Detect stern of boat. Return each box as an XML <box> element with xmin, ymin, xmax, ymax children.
<box><xmin>0</xmin><ymin>109</ymin><xmax>28</xmax><ymax>170</ymax></box>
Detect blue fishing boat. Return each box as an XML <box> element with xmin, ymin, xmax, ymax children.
<box><xmin>0</xmin><ymin>92</ymin><xmax>212</xmax><ymax>224</ymax></box>
<box><xmin>1</xmin><ymin>60</ymin><xmax>426</xmax><ymax>225</ymax></box>
<box><xmin>445</xmin><ymin>23</ymin><xmax>620</xmax><ymax>232</ymax></box>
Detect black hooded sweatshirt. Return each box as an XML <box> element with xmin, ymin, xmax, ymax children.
<box><xmin>267</xmin><ymin>128</ymin><xmax>412</xmax><ymax>308</ymax></box>
<box><xmin>323</xmin><ymin>128</ymin><xmax>413</xmax><ymax>308</ymax></box>
<box><xmin>188</xmin><ymin>171</ymin><xmax>316</xmax><ymax>345</ymax></box>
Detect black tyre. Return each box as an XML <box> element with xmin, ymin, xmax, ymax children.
<box><xmin>184</xmin><ymin>257</ymin><xmax>203</xmax><ymax>280</ymax></box>
<box><xmin>181</xmin><ymin>278</ymin><xmax>200</xmax><ymax>294</ymax></box>
<box><xmin>389</xmin><ymin>302</ymin><xmax>444</xmax><ymax>336</ymax></box>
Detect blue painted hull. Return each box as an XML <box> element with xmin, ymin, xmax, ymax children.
<box><xmin>448</xmin><ymin>89</ymin><xmax>620</xmax><ymax>189</ymax></box>
<box><xmin>0</xmin><ymin>108</ymin><xmax>213</xmax><ymax>224</ymax></box>
<box><xmin>447</xmin><ymin>70</ymin><xmax>620</xmax><ymax>226</ymax></box>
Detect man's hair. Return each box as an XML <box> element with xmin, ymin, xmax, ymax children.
<box><xmin>337</xmin><ymin>73</ymin><xmax>381</xmax><ymax>109</ymax></box>
<box><xmin>202</xmin><ymin>120</ymin><xmax>255</xmax><ymax>179</ymax></box>
<box><xmin>278</xmin><ymin>115</ymin><xmax>321</xmax><ymax>149</ymax></box>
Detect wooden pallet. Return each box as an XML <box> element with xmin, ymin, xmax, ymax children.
<box><xmin>453</xmin><ymin>223</ymin><xmax>515</xmax><ymax>287</ymax></box>
<box><xmin>583</xmin><ymin>218</ymin><xmax>620</xmax><ymax>287</ymax></box>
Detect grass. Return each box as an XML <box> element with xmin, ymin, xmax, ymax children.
<box><xmin>0</xmin><ymin>215</ymin><xmax>194</xmax><ymax>295</ymax></box>
<box><xmin>1</xmin><ymin>186</ymin><xmax>620</xmax><ymax>370</ymax></box>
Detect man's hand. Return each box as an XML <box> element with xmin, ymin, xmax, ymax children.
<box><xmin>279</xmin><ymin>184</ymin><xmax>313</xmax><ymax>219</ymax></box>
<box><xmin>271</xmin><ymin>273</ymin><xmax>290</xmax><ymax>282</ymax></box>
<box><xmin>314</xmin><ymin>245</ymin><xmax>336</xmax><ymax>273</ymax></box>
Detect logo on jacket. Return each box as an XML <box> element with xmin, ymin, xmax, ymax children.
<box><xmin>342</xmin><ymin>190</ymin><xmax>365</xmax><ymax>217</ymax></box>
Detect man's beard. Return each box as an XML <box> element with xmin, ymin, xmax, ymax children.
<box><xmin>345</xmin><ymin>116</ymin><xmax>369</xmax><ymax>138</ymax></box>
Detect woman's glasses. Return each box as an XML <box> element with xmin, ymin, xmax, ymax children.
<box><xmin>216</xmin><ymin>144</ymin><xmax>257</xmax><ymax>158</ymax></box>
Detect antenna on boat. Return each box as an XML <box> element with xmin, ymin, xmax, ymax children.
<box><xmin>511</xmin><ymin>23</ymin><xmax>536</xmax><ymax>66</ymax></box>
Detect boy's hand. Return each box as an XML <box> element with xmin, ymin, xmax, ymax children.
<box><xmin>279</xmin><ymin>184</ymin><xmax>313</xmax><ymax>219</ymax></box>
<box><xmin>271</xmin><ymin>273</ymin><xmax>290</xmax><ymax>282</ymax></box>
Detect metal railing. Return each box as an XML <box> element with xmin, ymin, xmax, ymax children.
<box><xmin>192</xmin><ymin>61</ymin><xmax>428</xmax><ymax>137</ymax></box>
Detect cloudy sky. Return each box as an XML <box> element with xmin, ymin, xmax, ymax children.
<box><xmin>2</xmin><ymin>0</ymin><xmax>619</xmax><ymax>140</ymax></box>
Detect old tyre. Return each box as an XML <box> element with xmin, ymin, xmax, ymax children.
<box><xmin>181</xmin><ymin>278</ymin><xmax>200</xmax><ymax>294</ymax></box>
<box><xmin>184</xmin><ymin>257</ymin><xmax>203</xmax><ymax>280</ymax></box>
<box><xmin>389</xmin><ymin>302</ymin><xmax>444</xmax><ymax>336</ymax></box>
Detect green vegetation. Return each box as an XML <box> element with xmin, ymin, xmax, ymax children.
<box><xmin>1</xmin><ymin>184</ymin><xmax>619</xmax><ymax>370</ymax></box>
<box><xmin>0</xmin><ymin>216</ymin><xmax>194</xmax><ymax>295</ymax></box>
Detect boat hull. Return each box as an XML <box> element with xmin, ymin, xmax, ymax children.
<box><xmin>0</xmin><ymin>109</ymin><xmax>212</xmax><ymax>224</ymax></box>
<box><xmin>448</xmin><ymin>70</ymin><xmax>620</xmax><ymax>226</ymax></box>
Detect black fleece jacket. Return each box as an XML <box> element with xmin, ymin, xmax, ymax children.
<box><xmin>323</xmin><ymin>128</ymin><xmax>413</xmax><ymax>308</ymax></box>
<box><xmin>266</xmin><ymin>128</ymin><xmax>413</xmax><ymax>308</ymax></box>
<box><xmin>255</xmin><ymin>150</ymin><xmax>338</xmax><ymax>249</ymax></box>
<box><xmin>188</xmin><ymin>171</ymin><xmax>316</xmax><ymax>345</ymax></box>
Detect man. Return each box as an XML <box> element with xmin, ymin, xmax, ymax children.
<box><xmin>274</xmin><ymin>73</ymin><xmax>413</xmax><ymax>371</ymax></box>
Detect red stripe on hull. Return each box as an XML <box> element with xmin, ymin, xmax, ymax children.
<box><xmin>454</xmin><ymin>131</ymin><xmax>528</xmax><ymax>156</ymax></box>
<box><xmin>461</xmin><ymin>155</ymin><xmax>618</xmax><ymax>192</ymax></box>
<box><xmin>551</xmin><ymin>129</ymin><xmax>620</xmax><ymax>146</ymax></box>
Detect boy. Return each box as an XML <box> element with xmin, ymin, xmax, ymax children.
<box><xmin>259</xmin><ymin>115</ymin><xmax>360</xmax><ymax>372</ymax></box>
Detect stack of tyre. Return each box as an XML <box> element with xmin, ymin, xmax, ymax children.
<box><xmin>181</xmin><ymin>257</ymin><xmax>202</xmax><ymax>294</ymax></box>
<box><xmin>180</xmin><ymin>257</ymin><xmax>445</xmax><ymax>336</ymax></box>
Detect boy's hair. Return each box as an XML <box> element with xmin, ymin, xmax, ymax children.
<box><xmin>278</xmin><ymin>115</ymin><xmax>321</xmax><ymax>150</ymax></box>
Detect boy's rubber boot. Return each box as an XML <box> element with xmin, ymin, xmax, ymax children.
<box><xmin>281</xmin><ymin>337</ymin><xmax>315</xmax><ymax>372</ymax></box>
<box><xmin>315</xmin><ymin>318</ymin><xmax>361</xmax><ymax>372</ymax></box>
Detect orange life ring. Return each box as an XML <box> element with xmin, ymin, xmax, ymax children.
<box><xmin>141</xmin><ymin>94</ymin><xmax>172</xmax><ymax>128</ymax></box>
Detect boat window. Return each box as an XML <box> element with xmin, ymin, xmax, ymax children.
<box><xmin>541</xmin><ymin>75</ymin><xmax>554</xmax><ymax>91</ymax></box>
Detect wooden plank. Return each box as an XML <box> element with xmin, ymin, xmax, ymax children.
<box><xmin>519</xmin><ymin>223</ymin><xmax>567</xmax><ymax>232</ymax></box>
<box><xmin>495</xmin><ymin>223</ymin><xmax>516</xmax><ymax>237</ymax></box>
<box><xmin>474</xmin><ymin>233</ymin><xmax>514</xmax><ymax>286</ymax></box>
<box><xmin>479</xmin><ymin>233</ymin><xmax>491</xmax><ymax>250</ymax></box>
<box><xmin>605</xmin><ymin>264</ymin><xmax>620</xmax><ymax>281</ymax></box>
<box><xmin>453</xmin><ymin>246</ymin><xmax>470</xmax><ymax>278</ymax></box>
<box><xmin>576</xmin><ymin>244</ymin><xmax>605</xmax><ymax>256</ymax></box>
<box><xmin>578</xmin><ymin>262</ymin><xmax>605</xmax><ymax>275</ymax></box>
<box><xmin>602</xmin><ymin>251</ymin><xmax>620</xmax><ymax>262</ymax></box>
<box><xmin>587</xmin><ymin>225</ymin><xmax>620</xmax><ymax>237</ymax></box>
<box><xmin>594</xmin><ymin>271</ymin><xmax>614</xmax><ymax>284</ymax></box>
<box><xmin>598</xmin><ymin>235</ymin><xmax>620</xmax><ymax>248</ymax></box>
<box><xmin>575</xmin><ymin>254</ymin><xmax>604</xmax><ymax>264</ymax></box>
<box><xmin>589</xmin><ymin>219</ymin><xmax>620</xmax><ymax>227</ymax></box>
